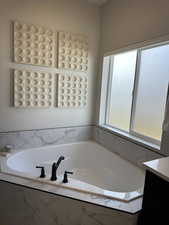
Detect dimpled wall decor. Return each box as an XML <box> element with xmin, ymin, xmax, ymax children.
<box><xmin>14</xmin><ymin>69</ymin><xmax>54</xmax><ymax>108</ymax></box>
<box><xmin>57</xmin><ymin>74</ymin><xmax>88</xmax><ymax>108</ymax></box>
<box><xmin>58</xmin><ymin>31</ymin><xmax>89</xmax><ymax>72</ymax></box>
<box><xmin>13</xmin><ymin>21</ymin><xmax>55</xmax><ymax>67</ymax></box>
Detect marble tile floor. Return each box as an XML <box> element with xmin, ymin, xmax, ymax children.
<box><xmin>0</xmin><ymin>179</ymin><xmax>139</xmax><ymax>225</ymax></box>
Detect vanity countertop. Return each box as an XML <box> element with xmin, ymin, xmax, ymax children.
<box><xmin>143</xmin><ymin>156</ymin><xmax>169</xmax><ymax>182</ymax></box>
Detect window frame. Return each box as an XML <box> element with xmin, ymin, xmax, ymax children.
<box><xmin>99</xmin><ymin>37</ymin><xmax>169</xmax><ymax>151</ymax></box>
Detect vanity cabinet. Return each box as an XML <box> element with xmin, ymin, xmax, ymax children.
<box><xmin>138</xmin><ymin>170</ymin><xmax>169</xmax><ymax>225</ymax></box>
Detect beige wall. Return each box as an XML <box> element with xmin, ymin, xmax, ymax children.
<box><xmin>2</xmin><ymin>0</ymin><xmax>169</xmax><ymax>132</ymax></box>
<box><xmin>100</xmin><ymin>0</ymin><xmax>169</xmax><ymax>54</ymax></box>
<box><xmin>96</xmin><ymin>0</ymin><xmax>169</xmax><ymax>121</ymax></box>
<box><xmin>0</xmin><ymin>0</ymin><xmax>100</xmax><ymax>132</ymax></box>
<box><xmin>95</xmin><ymin>0</ymin><xmax>169</xmax><ymax>154</ymax></box>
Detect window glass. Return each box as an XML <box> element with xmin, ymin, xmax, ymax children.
<box><xmin>132</xmin><ymin>45</ymin><xmax>169</xmax><ymax>141</ymax></box>
<box><xmin>106</xmin><ymin>50</ymin><xmax>137</xmax><ymax>131</ymax></box>
<box><xmin>102</xmin><ymin>41</ymin><xmax>169</xmax><ymax>146</ymax></box>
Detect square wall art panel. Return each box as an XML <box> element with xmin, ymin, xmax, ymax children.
<box><xmin>14</xmin><ymin>69</ymin><xmax>54</xmax><ymax>108</ymax></box>
<box><xmin>58</xmin><ymin>31</ymin><xmax>89</xmax><ymax>72</ymax></box>
<box><xmin>57</xmin><ymin>74</ymin><xmax>88</xmax><ymax>108</ymax></box>
<box><xmin>13</xmin><ymin>21</ymin><xmax>55</xmax><ymax>67</ymax></box>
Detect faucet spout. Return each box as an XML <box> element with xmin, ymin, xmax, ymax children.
<box><xmin>50</xmin><ymin>156</ymin><xmax>65</xmax><ymax>181</ymax></box>
<box><xmin>56</xmin><ymin>156</ymin><xmax>65</xmax><ymax>166</ymax></box>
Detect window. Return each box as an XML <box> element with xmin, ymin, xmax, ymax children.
<box><xmin>101</xmin><ymin>42</ymin><xmax>169</xmax><ymax>147</ymax></box>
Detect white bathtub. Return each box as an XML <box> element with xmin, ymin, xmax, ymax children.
<box><xmin>0</xmin><ymin>141</ymin><xmax>145</xmax><ymax>202</ymax></box>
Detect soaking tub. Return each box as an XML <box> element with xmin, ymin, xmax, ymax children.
<box><xmin>0</xmin><ymin>141</ymin><xmax>145</xmax><ymax>202</ymax></box>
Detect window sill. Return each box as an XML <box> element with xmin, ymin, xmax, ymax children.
<box><xmin>98</xmin><ymin>125</ymin><xmax>164</xmax><ymax>156</ymax></box>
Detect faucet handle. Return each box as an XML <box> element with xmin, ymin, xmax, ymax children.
<box><xmin>62</xmin><ymin>171</ymin><xmax>73</xmax><ymax>183</ymax></box>
<box><xmin>4</xmin><ymin>145</ymin><xmax>13</xmax><ymax>152</ymax></box>
<box><xmin>36</xmin><ymin>166</ymin><xmax>46</xmax><ymax>178</ymax></box>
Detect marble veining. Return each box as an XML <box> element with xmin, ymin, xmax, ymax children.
<box><xmin>0</xmin><ymin>172</ymin><xmax>141</xmax><ymax>225</ymax></box>
<box><xmin>0</xmin><ymin>173</ymin><xmax>142</xmax><ymax>214</ymax></box>
<box><xmin>0</xmin><ymin>125</ymin><xmax>163</xmax><ymax>167</ymax></box>
<box><xmin>160</xmin><ymin>130</ymin><xmax>169</xmax><ymax>156</ymax></box>
<box><xmin>93</xmin><ymin>126</ymin><xmax>163</xmax><ymax>167</ymax></box>
<box><xmin>0</xmin><ymin>125</ymin><xmax>143</xmax><ymax>224</ymax></box>
<box><xmin>0</xmin><ymin>125</ymin><xmax>92</xmax><ymax>151</ymax></box>
<box><xmin>0</xmin><ymin>124</ymin><xmax>163</xmax><ymax>168</ymax></box>
<box><xmin>0</xmin><ymin>179</ymin><xmax>139</xmax><ymax>225</ymax></box>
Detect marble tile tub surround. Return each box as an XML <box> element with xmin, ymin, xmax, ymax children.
<box><xmin>160</xmin><ymin>130</ymin><xmax>169</xmax><ymax>156</ymax></box>
<box><xmin>93</xmin><ymin>126</ymin><xmax>163</xmax><ymax>167</ymax></box>
<box><xmin>0</xmin><ymin>173</ymin><xmax>142</xmax><ymax>214</ymax></box>
<box><xmin>0</xmin><ymin>175</ymin><xmax>140</xmax><ymax>225</ymax></box>
<box><xmin>0</xmin><ymin>125</ymin><xmax>93</xmax><ymax>151</ymax></box>
<box><xmin>0</xmin><ymin>124</ymin><xmax>163</xmax><ymax>166</ymax></box>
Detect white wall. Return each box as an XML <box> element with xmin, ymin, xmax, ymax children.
<box><xmin>98</xmin><ymin>0</ymin><xmax>169</xmax><ymax>125</ymax></box>
<box><xmin>95</xmin><ymin>0</ymin><xmax>169</xmax><ymax>156</ymax></box>
<box><xmin>0</xmin><ymin>0</ymin><xmax>100</xmax><ymax>132</ymax></box>
<box><xmin>97</xmin><ymin>0</ymin><xmax>169</xmax><ymax>120</ymax></box>
<box><xmin>100</xmin><ymin>0</ymin><xmax>169</xmax><ymax>54</ymax></box>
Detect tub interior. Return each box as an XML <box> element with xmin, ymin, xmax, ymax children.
<box><xmin>6</xmin><ymin>141</ymin><xmax>145</xmax><ymax>193</ymax></box>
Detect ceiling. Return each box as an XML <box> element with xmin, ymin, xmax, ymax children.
<box><xmin>87</xmin><ymin>0</ymin><xmax>109</xmax><ymax>6</ymax></box>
